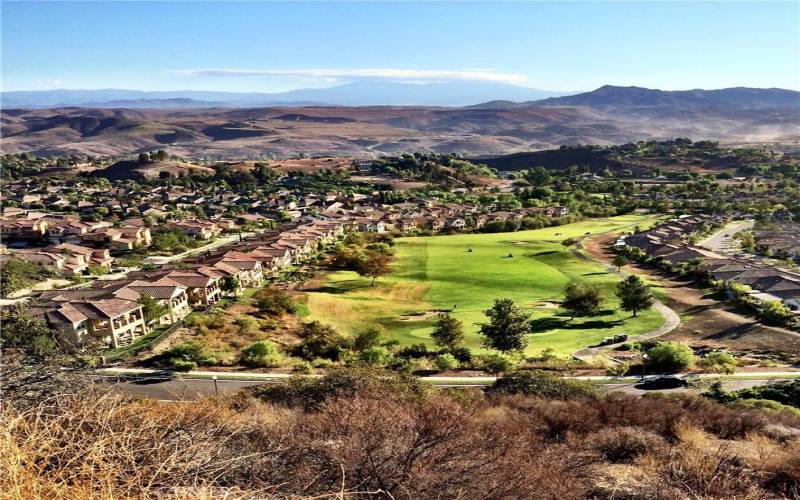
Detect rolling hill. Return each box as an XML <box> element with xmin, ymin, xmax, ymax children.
<box><xmin>2</xmin><ymin>86</ymin><xmax>798</xmax><ymax>158</ymax></box>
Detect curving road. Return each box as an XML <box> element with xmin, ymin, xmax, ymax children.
<box><xmin>570</xmin><ymin>238</ymin><xmax>681</xmax><ymax>362</ymax></box>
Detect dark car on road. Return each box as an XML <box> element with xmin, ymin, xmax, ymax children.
<box><xmin>637</xmin><ymin>376</ymin><xmax>689</xmax><ymax>390</ymax></box>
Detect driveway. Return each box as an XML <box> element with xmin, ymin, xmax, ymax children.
<box><xmin>699</xmin><ymin>220</ymin><xmax>753</xmax><ymax>254</ymax></box>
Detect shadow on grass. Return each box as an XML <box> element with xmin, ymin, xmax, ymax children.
<box><xmin>305</xmin><ymin>279</ymin><xmax>367</xmax><ymax>294</ymax></box>
<box><xmin>530</xmin><ymin>316</ymin><xmax>625</xmax><ymax>333</ymax></box>
<box><xmin>531</xmin><ymin>250</ymin><xmax>559</xmax><ymax>256</ymax></box>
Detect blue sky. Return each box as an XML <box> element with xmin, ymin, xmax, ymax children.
<box><xmin>2</xmin><ymin>1</ymin><xmax>798</xmax><ymax>92</ymax></box>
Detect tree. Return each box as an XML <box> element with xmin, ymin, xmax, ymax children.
<box><xmin>759</xmin><ymin>300</ymin><xmax>792</xmax><ymax>326</ymax></box>
<box><xmin>561</xmin><ymin>282</ymin><xmax>603</xmax><ymax>319</ymax></box>
<box><xmin>137</xmin><ymin>152</ymin><xmax>151</xmax><ymax>163</ymax></box>
<box><xmin>292</xmin><ymin>321</ymin><xmax>351</xmax><ymax>361</ymax></box>
<box><xmin>251</xmin><ymin>162</ymin><xmax>281</xmax><ymax>184</ymax></box>
<box><xmin>220</xmin><ymin>276</ymin><xmax>240</xmax><ymax>295</ymax></box>
<box><xmin>0</xmin><ymin>304</ymin><xmax>57</xmax><ymax>358</ymax></box>
<box><xmin>139</xmin><ymin>293</ymin><xmax>167</xmax><ymax>324</ymax></box>
<box><xmin>0</xmin><ymin>258</ymin><xmax>57</xmax><ymax>297</ymax></box>
<box><xmin>561</xmin><ymin>237</ymin><xmax>579</xmax><ymax>251</ymax></box>
<box><xmin>644</xmin><ymin>342</ymin><xmax>696</xmax><ymax>373</ymax></box>
<box><xmin>254</xmin><ymin>288</ymin><xmax>295</xmax><ymax>315</ymax></box>
<box><xmin>356</xmin><ymin>251</ymin><xmax>393</xmax><ymax>286</ymax></box>
<box><xmin>612</xmin><ymin>255</ymin><xmax>629</xmax><ymax>271</ymax></box>
<box><xmin>353</xmin><ymin>327</ymin><xmax>383</xmax><ymax>351</ymax></box>
<box><xmin>479</xmin><ymin>298</ymin><xmax>530</xmax><ymax>353</ymax></box>
<box><xmin>615</xmin><ymin>275</ymin><xmax>654</xmax><ymax>317</ymax></box>
<box><xmin>154</xmin><ymin>149</ymin><xmax>168</xmax><ymax>162</ymax></box>
<box><xmin>431</xmin><ymin>313</ymin><xmax>464</xmax><ymax>350</ymax></box>
<box><xmin>737</xmin><ymin>231</ymin><xmax>756</xmax><ymax>252</ymax></box>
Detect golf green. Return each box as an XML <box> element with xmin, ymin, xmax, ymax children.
<box><xmin>304</xmin><ymin>214</ymin><xmax>664</xmax><ymax>356</ymax></box>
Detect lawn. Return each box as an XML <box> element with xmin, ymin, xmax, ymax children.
<box><xmin>304</xmin><ymin>214</ymin><xmax>665</xmax><ymax>356</ymax></box>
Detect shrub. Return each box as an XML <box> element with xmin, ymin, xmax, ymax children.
<box><xmin>311</xmin><ymin>358</ymin><xmax>335</xmax><ymax>369</ymax></box>
<box><xmin>698</xmin><ymin>351</ymin><xmax>737</xmax><ymax>374</ymax></box>
<box><xmin>448</xmin><ymin>346</ymin><xmax>472</xmax><ymax>363</ymax></box>
<box><xmin>734</xmin><ymin>380</ymin><xmax>800</xmax><ymax>409</ymax></box>
<box><xmin>486</xmin><ymin>370</ymin><xmax>598</xmax><ymax>399</ymax></box>
<box><xmin>605</xmin><ymin>362</ymin><xmax>629</xmax><ymax>377</ymax></box>
<box><xmin>353</xmin><ymin>327</ymin><xmax>383</xmax><ymax>351</ymax></box>
<box><xmin>434</xmin><ymin>353</ymin><xmax>458</xmax><ymax>371</ymax></box>
<box><xmin>587</xmin><ymin>426</ymin><xmax>666</xmax><ymax>463</ymax></box>
<box><xmin>234</xmin><ymin>316</ymin><xmax>259</xmax><ymax>335</ymax></box>
<box><xmin>358</xmin><ymin>346</ymin><xmax>391</xmax><ymax>365</ymax></box>
<box><xmin>251</xmin><ymin>366</ymin><xmax>429</xmax><ymax>411</ymax></box>
<box><xmin>293</xmin><ymin>360</ymin><xmax>313</xmax><ymax>374</ymax></box>
<box><xmin>644</xmin><ymin>342</ymin><xmax>696</xmax><ymax>373</ymax></box>
<box><xmin>162</xmin><ymin>342</ymin><xmax>216</xmax><ymax>366</ymax></box>
<box><xmin>254</xmin><ymin>288</ymin><xmax>296</xmax><ymax>315</ymax></box>
<box><xmin>480</xmin><ymin>353</ymin><xmax>516</xmax><ymax>373</ymax></box>
<box><xmin>759</xmin><ymin>300</ymin><xmax>793</xmax><ymax>326</ymax></box>
<box><xmin>732</xmin><ymin>399</ymin><xmax>800</xmax><ymax>417</ymax></box>
<box><xmin>395</xmin><ymin>343</ymin><xmax>430</xmax><ymax>359</ymax></box>
<box><xmin>170</xmin><ymin>359</ymin><xmax>197</xmax><ymax>372</ymax></box>
<box><xmin>239</xmin><ymin>340</ymin><xmax>283</xmax><ymax>368</ymax></box>
<box><xmin>292</xmin><ymin>321</ymin><xmax>351</xmax><ymax>361</ymax></box>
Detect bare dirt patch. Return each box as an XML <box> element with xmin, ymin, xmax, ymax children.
<box><xmin>583</xmin><ymin>234</ymin><xmax>800</xmax><ymax>359</ymax></box>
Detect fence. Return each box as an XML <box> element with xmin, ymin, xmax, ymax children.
<box><xmin>102</xmin><ymin>317</ymin><xmax>186</xmax><ymax>364</ymax></box>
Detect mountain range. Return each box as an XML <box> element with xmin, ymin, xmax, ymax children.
<box><xmin>1</xmin><ymin>81</ymin><xmax>570</xmax><ymax>108</ymax></box>
<box><xmin>2</xmin><ymin>85</ymin><xmax>798</xmax><ymax>159</ymax></box>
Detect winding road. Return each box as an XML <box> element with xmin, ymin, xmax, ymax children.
<box><xmin>570</xmin><ymin>237</ymin><xmax>681</xmax><ymax>362</ymax></box>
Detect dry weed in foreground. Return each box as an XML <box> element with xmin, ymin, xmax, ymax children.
<box><xmin>0</xmin><ymin>393</ymin><xmax>281</xmax><ymax>499</ymax></box>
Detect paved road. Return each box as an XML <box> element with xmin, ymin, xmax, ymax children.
<box><xmin>143</xmin><ymin>232</ymin><xmax>256</xmax><ymax>265</ymax></box>
<box><xmin>571</xmin><ymin>238</ymin><xmax>681</xmax><ymax>362</ymax></box>
<box><xmin>699</xmin><ymin>220</ymin><xmax>754</xmax><ymax>254</ymax></box>
<box><xmin>101</xmin><ymin>374</ymin><xmax>784</xmax><ymax>401</ymax></box>
<box><xmin>105</xmin><ymin>376</ymin><xmax>265</xmax><ymax>400</ymax></box>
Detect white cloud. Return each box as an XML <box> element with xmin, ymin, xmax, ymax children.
<box><xmin>174</xmin><ymin>68</ymin><xmax>527</xmax><ymax>84</ymax></box>
<box><xmin>37</xmin><ymin>79</ymin><xmax>62</xmax><ymax>86</ymax></box>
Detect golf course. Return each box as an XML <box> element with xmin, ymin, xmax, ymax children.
<box><xmin>303</xmin><ymin>214</ymin><xmax>665</xmax><ymax>356</ymax></box>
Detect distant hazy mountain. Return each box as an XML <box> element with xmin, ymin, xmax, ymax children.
<box><xmin>1</xmin><ymin>81</ymin><xmax>568</xmax><ymax>108</ymax></box>
<box><xmin>531</xmin><ymin>85</ymin><xmax>800</xmax><ymax>109</ymax></box>
<box><xmin>265</xmin><ymin>81</ymin><xmax>568</xmax><ymax>106</ymax></box>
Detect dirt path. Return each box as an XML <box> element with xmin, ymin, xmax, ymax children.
<box><xmin>581</xmin><ymin>234</ymin><xmax>800</xmax><ymax>359</ymax></box>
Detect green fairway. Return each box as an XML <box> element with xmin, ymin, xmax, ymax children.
<box><xmin>304</xmin><ymin>214</ymin><xmax>665</xmax><ymax>356</ymax></box>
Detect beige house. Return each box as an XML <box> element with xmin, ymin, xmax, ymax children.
<box><xmin>125</xmin><ymin>281</ymin><xmax>191</xmax><ymax>325</ymax></box>
<box><xmin>44</xmin><ymin>298</ymin><xmax>148</xmax><ymax>348</ymax></box>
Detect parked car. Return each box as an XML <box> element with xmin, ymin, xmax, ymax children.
<box><xmin>637</xmin><ymin>376</ymin><xmax>689</xmax><ymax>390</ymax></box>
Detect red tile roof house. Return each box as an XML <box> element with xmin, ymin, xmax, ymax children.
<box><xmin>12</xmin><ymin>248</ymin><xmax>87</xmax><ymax>275</ymax></box>
<box><xmin>0</xmin><ymin>218</ymin><xmax>49</xmax><ymax>241</ymax></box>
<box><xmin>124</xmin><ymin>281</ymin><xmax>192</xmax><ymax>325</ymax></box>
<box><xmin>41</xmin><ymin>279</ymin><xmax>192</xmax><ymax>327</ymax></box>
<box><xmin>168</xmin><ymin>220</ymin><xmax>222</xmax><ymax>240</ymax></box>
<box><xmin>46</xmin><ymin>243</ymin><xmax>114</xmax><ymax>270</ymax></box>
<box><xmin>155</xmin><ymin>272</ymin><xmax>222</xmax><ymax>307</ymax></box>
<box><xmin>37</xmin><ymin>298</ymin><xmax>148</xmax><ymax>348</ymax></box>
<box><xmin>46</xmin><ymin>220</ymin><xmax>97</xmax><ymax>243</ymax></box>
<box><xmin>249</xmin><ymin>247</ymin><xmax>293</xmax><ymax>273</ymax></box>
<box><xmin>82</xmin><ymin>226</ymin><xmax>152</xmax><ymax>250</ymax></box>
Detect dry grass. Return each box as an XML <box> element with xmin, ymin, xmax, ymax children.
<box><xmin>1</xmin><ymin>393</ymin><xmax>287</xmax><ymax>499</ymax></box>
<box><xmin>2</xmin><ymin>375</ymin><xmax>799</xmax><ymax>499</ymax></box>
